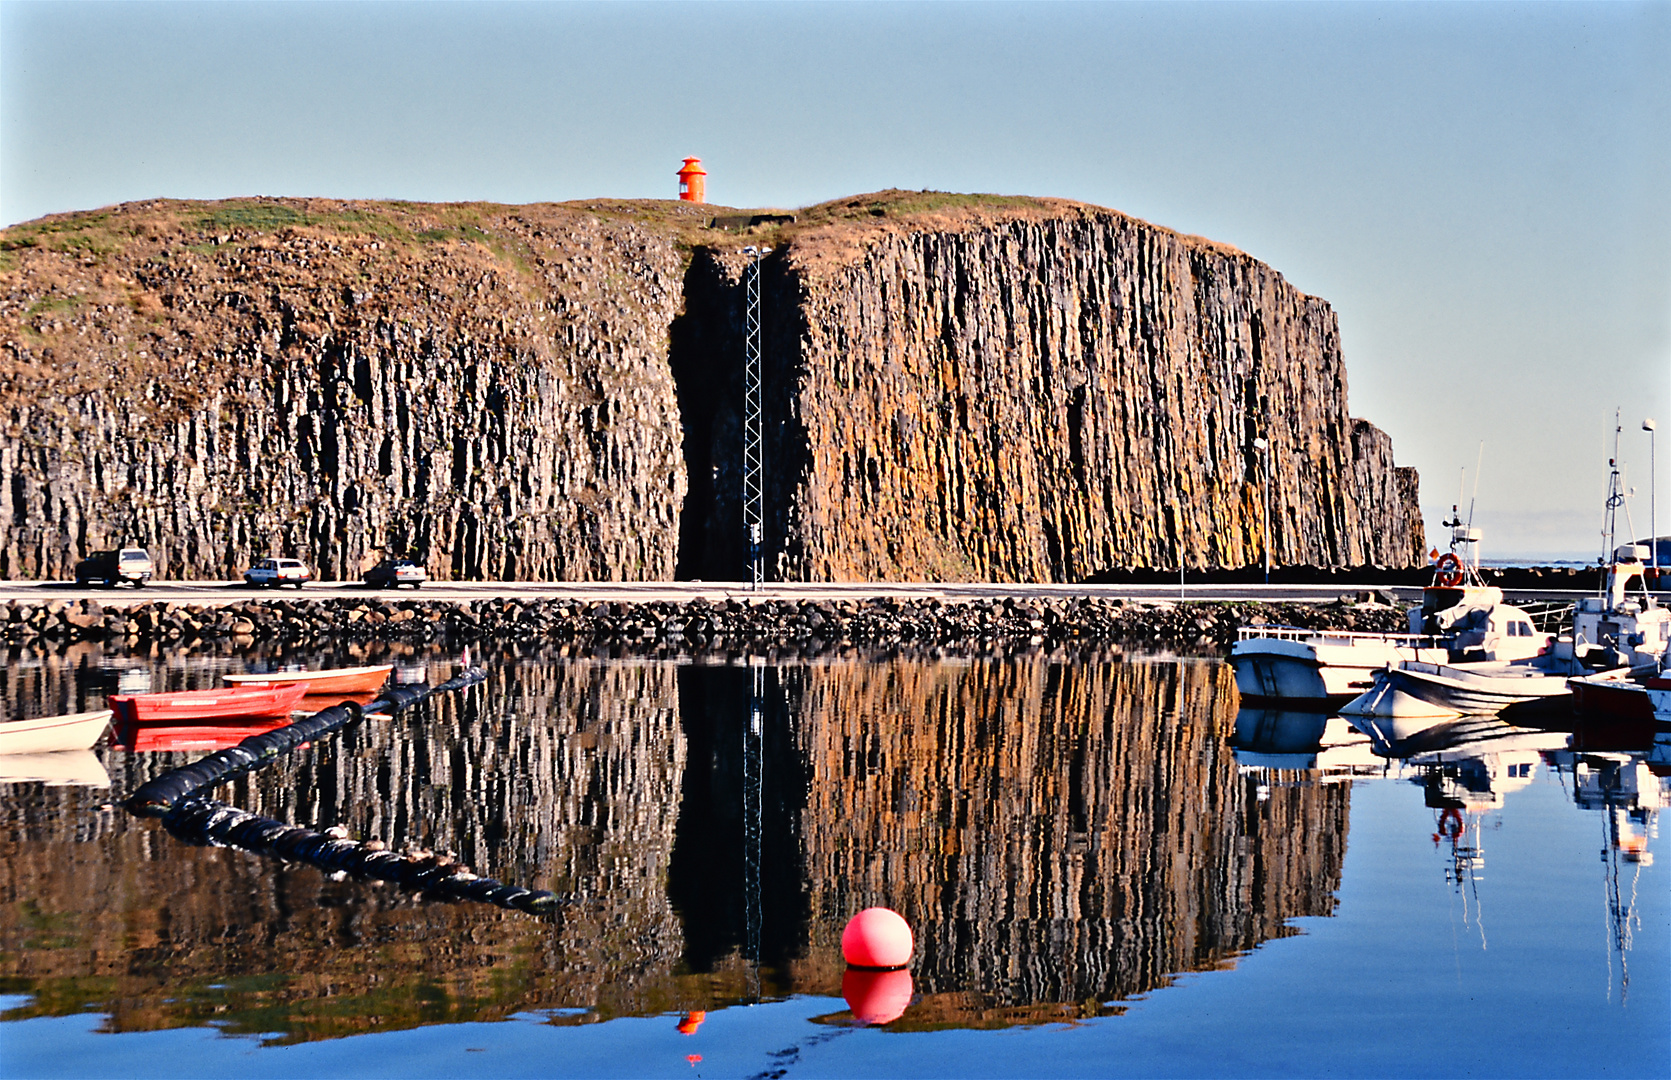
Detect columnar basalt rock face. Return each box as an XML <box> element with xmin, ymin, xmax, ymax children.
<box><xmin>761</xmin><ymin>200</ymin><xmax>1424</xmax><ymax>580</ymax></box>
<box><xmin>0</xmin><ymin>199</ymin><xmax>691</xmax><ymax>582</ymax></box>
<box><xmin>3</xmin><ymin>192</ymin><xmax>1420</xmax><ymax>583</ymax></box>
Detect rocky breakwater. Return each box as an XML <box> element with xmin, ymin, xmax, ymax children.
<box><xmin>677</xmin><ymin>192</ymin><xmax>1423</xmax><ymax>581</ymax></box>
<box><xmin>0</xmin><ymin>594</ymin><xmax>1406</xmax><ymax>652</ymax></box>
<box><xmin>0</xmin><ymin>197</ymin><xmax>695</xmax><ymax>582</ymax></box>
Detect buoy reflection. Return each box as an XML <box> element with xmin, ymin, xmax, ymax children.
<box><xmin>842</xmin><ymin>967</ymin><xmax>913</xmax><ymax>1025</ymax></box>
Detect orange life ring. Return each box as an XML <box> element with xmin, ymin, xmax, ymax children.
<box><xmin>1434</xmin><ymin>552</ymin><xmax>1464</xmax><ymax>588</ymax></box>
<box><xmin>1438</xmin><ymin>808</ymin><xmax>1464</xmax><ymax>840</ymax></box>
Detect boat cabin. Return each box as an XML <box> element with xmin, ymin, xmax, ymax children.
<box><xmin>1567</xmin><ymin>546</ymin><xmax>1671</xmax><ymax>673</ymax></box>
<box><xmin>1446</xmin><ymin>603</ymin><xmax>1552</xmax><ymax>662</ymax></box>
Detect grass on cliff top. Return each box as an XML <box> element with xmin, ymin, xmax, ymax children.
<box><xmin>0</xmin><ymin>209</ymin><xmax>127</xmax><ymax>268</ymax></box>
<box><xmin>0</xmin><ymin>189</ymin><xmax>1234</xmax><ymax>278</ymax></box>
<box><xmin>2</xmin><ymin>190</ymin><xmax>1052</xmax><ymax>255</ymax></box>
<box><xmin>794</xmin><ymin>190</ymin><xmax>1046</xmax><ymax>225</ymax></box>
<box><xmin>0</xmin><ymin>199</ymin><xmax>541</xmax><ymax>263</ymax></box>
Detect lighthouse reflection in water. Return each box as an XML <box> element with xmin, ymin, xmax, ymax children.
<box><xmin>0</xmin><ymin>648</ymin><xmax>1666</xmax><ymax>1077</ymax></box>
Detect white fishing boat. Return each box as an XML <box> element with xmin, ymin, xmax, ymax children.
<box><xmin>1345</xmin><ymin>434</ymin><xmax>1671</xmax><ymax>721</ymax></box>
<box><xmin>1342</xmin><ymin>549</ymin><xmax>1666</xmax><ymax>721</ymax></box>
<box><xmin>0</xmin><ymin>709</ymin><xmax>113</xmax><ymax>755</ymax></box>
<box><xmin>1347</xmin><ymin>658</ymin><xmax>1630</xmax><ymax>721</ymax></box>
<box><xmin>1231</xmin><ymin>513</ymin><xmax>1548</xmax><ymax>707</ymax></box>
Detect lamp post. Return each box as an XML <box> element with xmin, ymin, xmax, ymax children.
<box><xmin>1646</xmin><ymin>418</ymin><xmax>1658</xmax><ymax>587</ymax></box>
<box><xmin>1253</xmin><ymin>437</ymin><xmax>1270</xmax><ymax>584</ymax></box>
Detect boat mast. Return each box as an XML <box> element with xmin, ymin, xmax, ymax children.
<box><xmin>1443</xmin><ymin>452</ymin><xmax>1485</xmax><ymax>585</ymax></box>
<box><xmin>1603</xmin><ymin>409</ymin><xmax>1625</xmax><ymax>567</ymax></box>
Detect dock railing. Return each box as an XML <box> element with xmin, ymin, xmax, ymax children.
<box><xmin>1235</xmin><ymin>625</ymin><xmax>1448</xmax><ymax>647</ymax></box>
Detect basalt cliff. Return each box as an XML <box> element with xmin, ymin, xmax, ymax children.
<box><xmin>0</xmin><ymin>192</ymin><xmax>1422</xmax><ymax>582</ymax></box>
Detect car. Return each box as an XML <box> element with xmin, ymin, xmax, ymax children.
<box><xmin>243</xmin><ymin>557</ymin><xmax>313</xmax><ymax>588</ymax></box>
<box><xmin>75</xmin><ymin>547</ymin><xmax>154</xmax><ymax>587</ymax></box>
<box><xmin>363</xmin><ymin>557</ymin><xmax>427</xmax><ymax>589</ymax></box>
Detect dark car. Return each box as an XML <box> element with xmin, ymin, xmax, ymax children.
<box><xmin>75</xmin><ymin>547</ymin><xmax>154</xmax><ymax>587</ymax></box>
<box><xmin>364</xmin><ymin>557</ymin><xmax>427</xmax><ymax>589</ymax></box>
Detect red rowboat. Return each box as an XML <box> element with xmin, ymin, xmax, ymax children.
<box><xmin>108</xmin><ymin>683</ymin><xmax>309</xmax><ymax>725</ymax></box>
<box><xmin>223</xmin><ymin>664</ymin><xmax>393</xmax><ymax>695</ymax></box>
<box><xmin>114</xmin><ymin>716</ymin><xmax>293</xmax><ymax>753</ymax></box>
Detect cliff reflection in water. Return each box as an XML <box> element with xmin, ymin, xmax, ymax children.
<box><xmin>779</xmin><ymin>655</ymin><xmax>1347</xmax><ymax>1025</ymax></box>
<box><xmin>0</xmin><ymin>648</ymin><xmax>1347</xmax><ymax>1040</ymax></box>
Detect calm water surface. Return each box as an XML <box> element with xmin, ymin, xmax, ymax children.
<box><xmin>1</xmin><ymin>643</ymin><xmax>1666</xmax><ymax>1078</ymax></box>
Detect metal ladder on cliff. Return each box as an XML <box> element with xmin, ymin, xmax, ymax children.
<box><xmin>743</xmin><ymin>246</ymin><xmax>767</xmax><ymax>589</ymax></box>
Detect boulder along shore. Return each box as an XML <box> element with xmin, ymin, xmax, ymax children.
<box><xmin>2</xmin><ymin>594</ymin><xmax>1407</xmax><ymax>652</ymax></box>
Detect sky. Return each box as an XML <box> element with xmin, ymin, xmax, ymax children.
<box><xmin>3</xmin><ymin>1</ymin><xmax>1667</xmax><ymax>560</ymax></box>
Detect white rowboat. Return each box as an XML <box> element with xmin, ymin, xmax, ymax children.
<box><xmin>0</xmin><ymin>709</ymin><xmax>113</xmax><ymax>755</ymax></box>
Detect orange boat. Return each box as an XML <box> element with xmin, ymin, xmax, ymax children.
<box><xmin>114</xmin><ymin>716</ymin><xmax>293</xmax><ymax>753</ymax></box>
<box><xmin>109</xmin><ymin>683</ymin><xmax>309</xmax><ymax>725</ymax></box>
<box><xmin>223</xmin><ymin>664</ymin><xmax>393</xmax><ymax>695</ymax></box>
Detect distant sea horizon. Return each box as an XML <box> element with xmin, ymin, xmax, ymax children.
<box><xmin>1481</xmin><ymin>555</ymin><xmax>1598</xmax><ymax>567</ymax></box>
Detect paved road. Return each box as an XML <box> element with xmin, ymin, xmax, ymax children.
<box><xmin>0</xmin><ymin>579</ymin><xmax>1631</xmax><ymax>607</ymax></box>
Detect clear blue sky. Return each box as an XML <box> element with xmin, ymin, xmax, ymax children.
<box><xmin>4</xmin><ymin>1</ymin><xmax>1667</xmax><ymax>559</ymax></box>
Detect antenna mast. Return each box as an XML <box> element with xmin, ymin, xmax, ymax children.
<box><xmin>1466</xmin><ymin>442</ymin><xmax>1484</xmax><ymax>532</ymax></box>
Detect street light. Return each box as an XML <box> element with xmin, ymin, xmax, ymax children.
<box><xmin>1646</xmin><ymin>418</ymin><xmax>1658</xmax><ymax>587</ymax></box>
<box><xmin>1253</xmin><ymin>437</ymin><xmax>1271</xmax><ymax>584</ymax></box>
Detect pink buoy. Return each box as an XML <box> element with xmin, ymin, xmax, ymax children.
<box><xmin>841</xmin><ymin>907</ymin><xmax>913</xmax><ymax>968</ymax></box>
<box><xmin>842</xmin><ymin>967</ymin><xmax>913</xmax><ymax>1025</ymax></box>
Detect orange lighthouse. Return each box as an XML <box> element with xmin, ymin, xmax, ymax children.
<box><xmin>677</xmin><ymin>157</ymin><xmax>707</xmax><ymax>203</ymax></box>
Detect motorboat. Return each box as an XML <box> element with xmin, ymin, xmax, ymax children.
<box><xmin>108</xmin><ymin>683</ymin><xmax>309</xmax><ymax>725</ymax></box>
<box><xmin>0</xmin><ymin>709</ymin><xmax>113</xmax><ymax>755</ymax></box>
<box><xmin>1349</xmin><ymin>658</ymin><xmax>1631</xmax><ymax>721</ymax></box>
<box><xmin>1569</xmin><ymin>672</ymin><xmax>1671</xmax><ymax>723</ymax></box>
<box><xmin>1229</xmin><ymin>626</ymin><xmax>1450</xmax><ymax>708</ymax></box>
<box><xmin>1344</xmin><ymin>546</ymin><xmax>1669</xmax><ymax>722</ymax></box>
<box><xmin>1232</xmin><ymin>514</ymin><xmax>1550</xmax><ymax>707</ymax></box>
<box><xmin>1344</xmin><ymin>439</ymin><xmax>1671</xmax><ymax>721</ymax></box>
<box><xmin>223</xmin><ymin>664</ymin><xmax>393</xmax><ymax>695</ymax></box>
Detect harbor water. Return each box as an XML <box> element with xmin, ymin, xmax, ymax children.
<box><xmin>1</xmin><ymin>643</ymin><xmax>1667</xmax><ymax>1078</ymax></box>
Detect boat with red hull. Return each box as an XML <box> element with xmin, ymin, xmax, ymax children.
<box><xmin>1570</xmin><ymin>674</ymin><xmax>1671</xmax><ymax>724</ymax></box>
<box><xmin>108</xmin><ymin>683</ymin><xmax>309</xmax><ymax>725</ymax></box>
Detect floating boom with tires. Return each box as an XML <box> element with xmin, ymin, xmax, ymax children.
<box><xmin>125</xmin><ymin>665</ymin><xmax>569</xmax><ymax>916</ymax></box>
